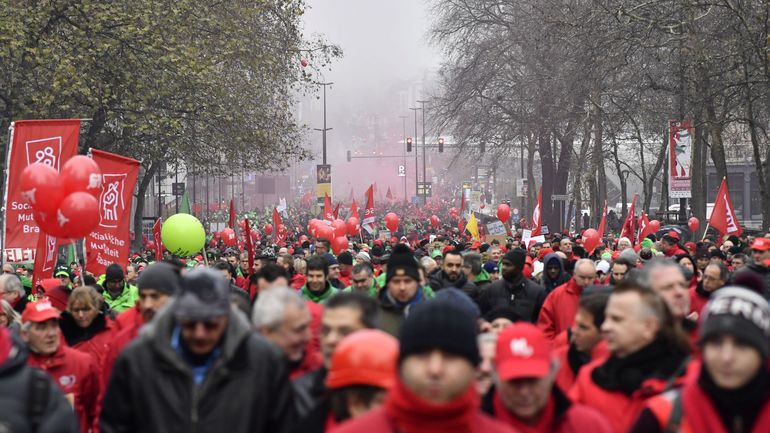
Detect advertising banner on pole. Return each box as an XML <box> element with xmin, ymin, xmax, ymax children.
<box><xmin>668</xmin><ymin>120</ymin><xmax>693</xmax><ymax>198</ymax></box>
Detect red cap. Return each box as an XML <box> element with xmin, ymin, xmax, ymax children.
<box><xmin>752</xmin><ymin>237</ymin><xmax>770</xmax><ymax>251</ymax></box>
<box><xmin>495</xmin><ymin>323</ymin><xmax>551</xmax><ymax>380</ymax></box>
<box><xmin>664</xmin><ymin>230</ymin><xmax>680</xmax><ymax>242</ymax></box>
<box><xmin>442</xmin><ymin>245</ymin><xmax>453</xmax><ymax>255</ymax></box>
<box><xmin>471</xmin><ymin>241</ymin><xmax>481</xmax><ymax>250</ymax></box>
<box><xmin>21</xmin><ymin>300</ymin><xmax>60</xmax><ymax>324</ymax></box>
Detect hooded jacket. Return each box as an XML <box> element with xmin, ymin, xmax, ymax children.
<box><xmin>0</xmin><ymin>328</ymin><xmax>80</xmax><ymax>433</ymax></box>
<box><xmin>477</xmin><ymin>275</ymin><xmax>546</xmax><ymax>323</ymax></box>
<box><xmin>60</xmin><ymin>311</ymin><xmax>118</xmax><ymax>367</ymax></box>
<box><xmin>428</xmin><ymin>269</ymin><xmax>479</xmax><ymax>301</ymax></box>
<box><xmin>540</xmin><ymin>253</ymin><xmax>569</xmax><ymax>294</ymax></box>
<box><xmin>100</xmin><ymin>300</ymin><xmax>294</xmax><ymax>433</ymax></box>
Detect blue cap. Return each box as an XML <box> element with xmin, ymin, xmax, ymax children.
<box><xmin>483</xmin><ymin>261</ymin><xmax>499</xmax><ymax>273</ymax></box>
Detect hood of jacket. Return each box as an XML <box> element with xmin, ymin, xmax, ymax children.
<box><xmin>541</xmin><ymin>253</ymin><xmax>568</xmax><ymax>286</ymax></box>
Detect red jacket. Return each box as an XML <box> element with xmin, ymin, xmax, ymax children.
<box><xmin>688</xmin><ymin>285</ymin><xmax>710</xmax><ymax>318</ymax></box>
<box><xmin>537</xmin><ymin>279</ymin><xmax>583</xmax><ymax>341</ymax></box>
<box><xmin>553</xmin><ymin>341</ymin><xmax>609</xmax><ymax>393</ymax></box>
<box><xmin>28</xmin><ymin>343</ymin><xmax>101</xmax><ymax>433</ymax></box>
<box><xmin>290</xmin><ymin>301</ymin><xmax>324</xmax><ymax>380</ymax></box>
<box><xmin>115</xmin><ymin>305</ymin><xmax>143</xmax><ymax>331</ymax></box>
<box><xmin>69</xmin><ymin>316</ymin><xmax>118</xmax><ymax>368</ymax></box>
<box><xmin>568</xmin><ymin>358</ymin><xmax>693</xmax><ymax>433</ymax></box>
<box><xmin>100</xmin><ymin>323</ymin><xmax>140</xmax><ymax>387</ymax></box>
<box><xmin>332</xmin><ymin>407</ymin><xmax>517</xmax><ymax>433</ymax></box>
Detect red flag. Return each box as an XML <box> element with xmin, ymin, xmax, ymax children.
<box><xmin>244</xmin><ymin>218</ymin><xmax>254</xmax><ymax>272</ymax></box>
<box><xmin>708</xmin><ymin>178</ymin><xmax>743</xmax><ymax>237</ymax></box>
<box><xmin>597</xmin><ymin>200</ymin><xmax>608</xmax><ymax>239</ymax></box>
<box><xmin>532</xmin><ymin>187</ymin><xmax>543</xmax><ymax>236</ymax></box>
<box><xmin>459</xmin><ymin>188</ymin><xmax>465</xmax><ymax>214</ymax></box>
<box><xmin>362</xmin><ymin>185</ymin><xmax>376</xmax><ymax>234</ymax></box>
<box><xmin>386</xmin><ymin>187</ymin><xmax>393</xmax><ymax>200</ymax></box>
<box><xmin>228</xmin><ymin>199</ymin><xmax>236</xmax><ymax>229</ymax></box>
<box><xmin>332</xmin><ymin>202</ymin><xmax>341</xmax><ymax>220</ymax></box>
<box><xmin>301</xmin><ymin>191</ymin><xmax>313</xmax><ymax>207</ymax></box>
<box><xmin>636</xmin><ymin>212</ymin><xmax>651</xmax><ymax>246</ymax></box>
<box><xmin>620</xmin><ymin>193</ymin><xmax>638</xmax><ymax>243</ymax></box>
<box><xmin>273</xmin><ymin>207</ymin><xmax>287</xmax><ymax>244</ymax></box>
<box><xmin>32</xmin><ymin>233</ymin><xmax>58</xmax><ymax>289</ymax></box>
<box><xmin>152</xmin><ymin>218</ymin><xmax>163</xmax><ymax>262</ymax></box>
<box><xmin>349</xmin><ymin>199</ymin><xmax>359</xmax><ymax>220</ymax></box>
<box><xmin>85</xmin><ymin>150</ymin><xmax>140</xmax><ymax>276</ymax></box>
<box><xmin>3</xmin><ymin>119</ymin><xmax>80</xmax><ymax>262</ymax></box>
<box><xmin>323</xmin><ymin>193</ymin><xmax>334</xmax><ymax>222</ymax></box>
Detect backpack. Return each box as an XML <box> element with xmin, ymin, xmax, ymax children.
<box><xmin>27</xmin><ymin>368</ymin><xmax>51</xmax><ymax>433</ymax></box>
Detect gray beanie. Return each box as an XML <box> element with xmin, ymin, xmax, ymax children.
<box><xmin>699</xmin><ymin>287</ymin><xmax>770</xmax><ymax>358</ymax></box>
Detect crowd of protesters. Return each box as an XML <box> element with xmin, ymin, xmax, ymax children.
<box><xmin>1</xmin><ymin>197</ymin><xmax>770</xmax><ymax>433</ymax></box>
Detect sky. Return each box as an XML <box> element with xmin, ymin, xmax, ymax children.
<box><xmin>301</xmin><ymin>0</ymin><xmax>442</xmax><ymax>109</ymax></box>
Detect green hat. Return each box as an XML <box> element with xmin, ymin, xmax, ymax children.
<box><xmin>430</xmin><ymin>249</ymin><xmax>442</xmax><ymax>259</ymax></box>
<box><xmin>641</xmin><ymin>238</ymin><xmax>653</xmax><ymax>249</ymax></box>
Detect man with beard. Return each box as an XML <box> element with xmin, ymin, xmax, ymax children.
<box><xmin>478</xmin><ymin>249</ymin><xmax>547</xmax><ymax>323</ymax></box>
<box><xmin>101</xmin><ymin>262</ymin><xmax>181</xmax><ymax>385</ymax></box>
<box><xmin>428</xmin><ymin>249</ymin><xmax>479</xmax><ymax>301</ymax></box>
<box><xmin>301</xmin><ymin>256</ymin><xmax>339</xmax><ymax>303</ymax></box>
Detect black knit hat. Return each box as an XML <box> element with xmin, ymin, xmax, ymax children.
<box><xmin>399</xmin><ymin>298</ymin><xmax>480</xmax><ymax>366</ymax></box>
<box><xmin>502</xmin><ymin>248</ymin><xmax>527</xmax><ymax>269</ymax></box>
<box><xmin>699</xmin><ymin>287</ymin><xmax>770</xmax><ymax>358</ymax></box>
<box><xmin>386</xmin><ymin>244</ymin><xmax>420</xmax><ymax>285</ymax></box>
<box><xmin>105</xmin><ymin>264</ymin><xmax>124</xmax><ymax>282</ymax></box>
<box><xmin>337</xmin><ymin>251</ymin><xmax>353</xmax><ymax>266</ymax></box>
<box><xmin>137</xmin><ymin>262</ymin><xmax>180</xmax><ymax>295</ymax></box>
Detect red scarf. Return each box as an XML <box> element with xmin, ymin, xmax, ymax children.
<box><xmin>385</xmin><ymin>380</ymin><xmax>479</xmax><ymax>433</ymax></box>
<box><xmin>683</xmin><ymin>379</ymin><xmax>770</xmax><ymax>433</ymax></box>
<box><xmin>492</xmin><ymin>391</ymin><xmax>555</xmax><ymax>433</ymax></box>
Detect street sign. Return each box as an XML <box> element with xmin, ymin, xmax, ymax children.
<box><xmin>417</xmin><ymin>182</ymin><xmax>432</xmax><ymax>197</ymax></box>
<box><xmin>551</xmin><ymin>194</ymin><xmax>569</xmax><ymax>201</ymax></box>
<box><xmin>316</xmin><ymin>164</ymin><xmax>332</xmax><ymax>203</ymax></box>
<box><xmin>516</xmin><ymin>179</ymin><xmax>527</xmax><ymax>197</ymax></box>
<box><xmin>172</xmin><ymin>182</ymin><xmax>185</xmax><ymax>196</ymax></box>
<box><xmin>398</xmin><ymin>165</ymin><xmax>406</xmax><ymax>177</ymax></box>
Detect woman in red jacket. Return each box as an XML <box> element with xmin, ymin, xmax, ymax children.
<box><xmin>629</xmin><ymin>287</ymin><xmax>770</xmax><ymax>433</ymax></box>
<box><xmin>59</xmin><ymin>285</ymin><xmax>117</xmax><ymax>368</ymax></box>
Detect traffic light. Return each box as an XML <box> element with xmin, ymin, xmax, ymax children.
<box><xmin>438</xmin><ymin>137</ymin><xmax>444</xmax><ymax>153</ymax></box>
<box><xmin>407</xmin><ymin>137</ymin><xmax>413</xmax><ymax>152</ymax></box>
<box><xmin>347</xmin><ymin>150</ymin><xmax>351</xmax><ymax>162</ymax></box>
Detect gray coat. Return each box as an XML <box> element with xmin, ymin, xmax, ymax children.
<box><xmin>100</xmin><ymin>301</ymin><xmax>294</xmax><ymax>433</ymax></box>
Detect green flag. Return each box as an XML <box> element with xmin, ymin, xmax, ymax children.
<box><xmin>179</xmin><ymin>191</ymin><xmax>191</xmax><ymax>214</ymax></box>
<box><xmin>67</xmin><ymin>243</ymin><xmax>77</xmax><ymax>266</ymax></box>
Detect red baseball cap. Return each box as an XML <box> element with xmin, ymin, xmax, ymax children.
<box><xmin>495</xmin><ymin>323</ymin><xmax>551</xmax><ymax>380</ymax></box>
<box><xmin>21</xmin><ymin>300</ymin><xmax>61</xmax><ymax>324</ymax></box>
<box><xmin>663</xmin><ymin>230</ymin><xmax>681</xmax><ymax>242</ymax></box>
<box><xmin>752</xmin><ymin>237</ymin><xmax>770</xmax><ymax>251</ymax></box>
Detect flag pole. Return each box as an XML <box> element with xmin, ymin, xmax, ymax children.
<box><xmin>701</xmin><ymin>224</ymin><xmax>710</xmax><ymax>241</ymax></box>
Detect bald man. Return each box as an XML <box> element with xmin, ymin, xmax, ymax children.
<box><xmin>537</xmin><ymin>259</ymin><xmax>597</xmax><ymax>340</ymax></box>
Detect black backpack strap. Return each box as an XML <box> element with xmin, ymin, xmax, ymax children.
<box><xmin>27</xmin><ymin>368</ymin><xmax>51</xmax><ymax>433</ymax></box>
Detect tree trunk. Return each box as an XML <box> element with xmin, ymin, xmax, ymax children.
<box><xmin>643</xmin><ymin>131</ymin><xmax>667</xmax><ymax>215</ymax></box>
<box><xmin>691</xmin><ymin>113</ymin><xmax>707</xmax><ymax>240</ymax></box>
<box><xmin>132</xmin><ymin>162</ymin><xmax>158</xmax><ymax>252</ymax></box>
<box><xmin>526</xmin><ymin>133</ymin><xmax>536</xmax><ymax>220</ymax></box>
<box><xmin>592</xmin><ymin>101</ymin><xmax>607</xmax><ymax>227</ymax></box>
<box><xmin>742</xmin><ymin>59</ymin><xmax>770</xmax><ymax>228</ymax></box>
<box><xmin>538</xmin><ymin>124</ymin><xmax>555</xmax><ymax>231</ymax></box>
<box><xmin>699</xmin><ymin>66</ymin><xmax>728</xmax><ymax>183</ymax></box>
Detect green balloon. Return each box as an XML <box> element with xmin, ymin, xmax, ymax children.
<box><xmin>161</xmin><ymin>213</ymin><xmax>206</xmax><ymax>257</ymax></box>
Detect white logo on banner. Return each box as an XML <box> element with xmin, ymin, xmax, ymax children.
<box><xmin>25</xmin><ymin>137</ymin><xmax>62</xmax><ymax>170</ymax></box>
<box><xmin>99</xmin><ymin>174</ymin><xmax>126</xmax><ymax>228</ymax></box>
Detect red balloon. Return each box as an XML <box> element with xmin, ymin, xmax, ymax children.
<box><xmin>264</xmin><ymin>223</ymin><xmax>273</xmax><ymax>236</ymax></box>
<box><xmin>317</xmin><ymin>224</ymin><xmax>334</xmax><ymax>241</ymax></box>
<box><xmin>688</xmin><ymin>217</ymin><xmax>700</xmax><ymax>232</ymax></box>
<box><xmin>57</xmin><ymin>192</ymin><xmax>100</xmax><ymax>238</ymax></box>
<box><xmin>19</xmin><ymin>163</ymin><xmax>64</xmax><ymax>215</ymax></box>
<box><xmin>332</xmin><ymin>219</ymin><xmax>347</xmax><ymax>237</ymax></box>
<box><xmin>61</xmin><ymin>155</ymin><xmax>102</xmax><ymax>198</ymax></box>
<box><xmin>146</xmin><ymin>241</ymin><xmax>156</xmax><ymax>251</ymax></box>
<box><xmin>300</xmin><ymin>58</ymin><xmax>309</xmax><ymax>67</ymax></box>
<box><xmin>648</xmin><ymin>219</ymin><xmax>661</xmax><ymax>233</ymax></box>
<box><xmin>480</xmin><ymin>203</ymin><xmax>485</xmax><ymax>209</ymax></box>
<box><xmin>582</xmin><ymin>228</ymin><xmax>601</xmax><ymax>255</ymax></box>
<box><xmin>220</xmin><ymin>228</ymin><xmax>237</xmax><ymax>246</ymax></box>
<box><xmin>331</xmin><ymin>236</ymin><xmax>349</xmax><ymax>255</ymax></box>
<box><xmin>34</xmin><ymin>210</ymin><xmax>67</xmax><ymax>238</ymax></box>
<box><xmin>497</xmin><ymin>204</ymin><xmax>511</xmax><ymax>223</ymax></box>
<box><xmin>430</xmin><ymin>215</ymin><xmax>440</xmax><ymax>227</ymax></box>
<box><xmin>384</xmin><ymin>212</ymin><xmax>399</xmax><ymax>233</ymax></box>
<box><xmin>346</xmin><ymin>217</ymin><xmax>360</xmax><ymax>236</ymax></box>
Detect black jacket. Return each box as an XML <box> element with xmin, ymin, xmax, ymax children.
<box><xmin>293</xmin><ymin>367</ymin><xmax>327</xmax><ymax>420</ymax></box>
<box><xmin>540</xmin><ymin>253</ymin><xmax>569</xmax><ymax>294</ymax></box>
<box><xmin>477</xmin><ymin>275</ymin><xmax>546</xmax><ymax>323</ymax></box>
<box><xmin>0</xmin><ymin>332</ymin><xmax>79</xmax><ymax>433</ymax></box>
<box><xmin>428</xmin><ymin>269</ymin><xmax>479</xmax><ymax>301</ymax></box>
<box><xmin>100</xmin><ymin>301</ymin><xmax>294</xmax><ymax>433</ymax></box>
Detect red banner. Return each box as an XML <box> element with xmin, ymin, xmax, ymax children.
<box><xmin>32</xmin><ymin>233</ymin><xmax>58</xmax><ymax>288</ymax></box>
<box><xmin>153</xmin><ymin>218</ymin><xmax>163</xmax><ymax>262</ymax></box>
<box><xmin>85</xmin><ymin>150</ymin><xmax>139</xmax><ymax>276</ymax></box>
<box><xmin>668</xmin><ymin>120</ymin><xmax>693</xmax><ymax>198</ymax></box>
<box><xmin>620</xmin><ymin>193</ymin><xmax>638</xmax><ymax>243</ymax></box>
<box><xmin>3</xmin><ymin>120</ymin><xmax>80</xmax><ymax>262</ymax></box>
<box><xmin>636</xmin><ymin>212</ymin><xmax>651</xmax><ymax>246</ymax></box>
<box><xmin>228</xmin><ymin>199</ymin><xmax>236</xmax><ymax>229</ymax></box>
<box><xmin>362</xmin><ymin>185</ymin><xmax>376</xmax><ymax>234</ymax></box>
<box><xmin>244</xmin><ymin>218</ymin><xmax>254</xmax><ymax>272</ymax></box>
<box><xmin>597</xmin><ymin>200</ymin><xmax>608</xmax><ymax>239</ymax></box>
<box><xmin>349</xmin><ymin>199</ymin><xmax>359</xmax><ymax>220</ymax></box>
<box><xmin>531</xmin><ymin>187</ymin><xmax>543</xmax><ymax>236</ymax></box>
<box><xmin>273</xmin><ymin>207</ymin><xmax>286</xmax><ymax>245</ymax></box>
<box><xmin>323</xmin><ymin>193</ymin><xmax>334</xmax><ymax>222</ymax></box>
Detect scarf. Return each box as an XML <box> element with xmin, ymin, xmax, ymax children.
<box><xmin>592</xmin><ymin>338</ymin><xmax>688</xmax><ymax>395</ymax></box>
<box><xmin>492</xmin><ymin>391</ymin><xmax>555</xmax><ymax>433</ymax></box>
<box><xmin>60</xmin><ymin>311</ymin><xmax>107</xmax><ymax>347</ymax></box>
<box><xmin>0</xmin><ymin>328</ymin><xmax>11</xmax><ymax>365</ymax></box>
<box><xmin>385</xmin><ymin>380</ymin><xmax>479</xmax><ymax>433</ymax></box>
<box><xmin>685</xmin><ymin>365</ymin><xmax>770</xmax><ymax>433</ymax></box>
<box><xmin>566</xmin><ymin>343</ymin><xmax>592</xmax><ymax>376</ymax></box>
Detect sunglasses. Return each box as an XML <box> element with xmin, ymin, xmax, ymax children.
<box><xmin>180</xmin><ymin>320</ymin><xmax>221</xmax><ymax>331</ymax></box>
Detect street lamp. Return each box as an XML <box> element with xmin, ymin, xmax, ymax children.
<box><xmin>399</xmin><ymin>115</ymin><xmax>408</xmax><ymax>203</ymax></box>
<box><xmin>409</xmin><ymin>106</ymin><xmax>421</xmax><ymax>202</ymax></box>
<box><xmin>313</xmin><ymin>82</ymin><xmax>333</xmax><ymax>165</ymax></box>
<box><xmin>417</xmin><ymin>99</ymin><xmax>429</xmax><ymax>205</ymax></box>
